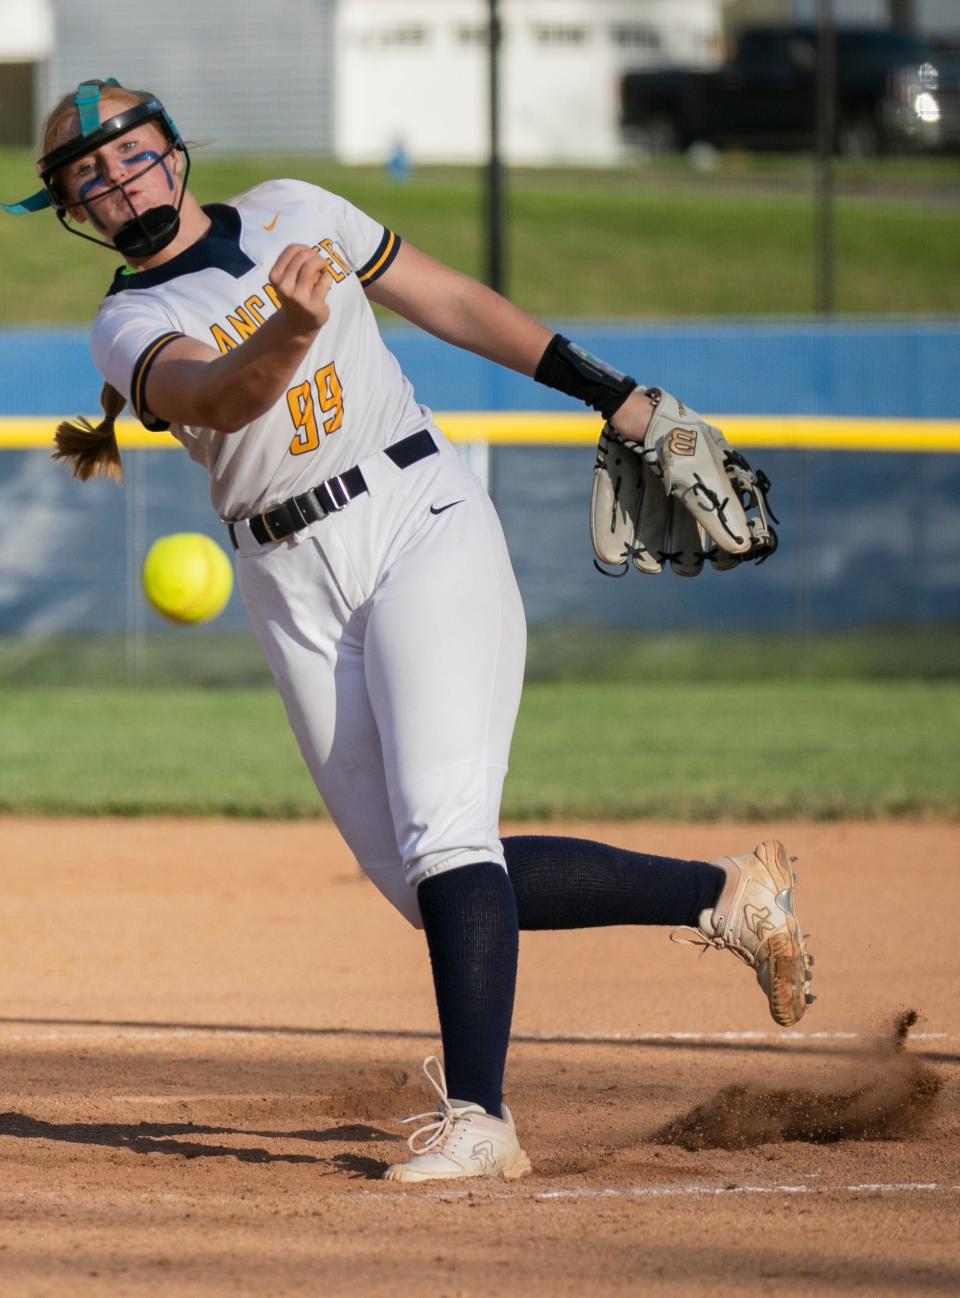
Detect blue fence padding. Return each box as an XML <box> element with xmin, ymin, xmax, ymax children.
<box><xmin>493</xmin><ymin>445</ymin><xmax>960</xmax><ymax>628</ymax></box>
<box><xmin>0</xmin><ymin>448</ymin><xmax>236</xmax><ymax>635</ymax></box>
<box><xmin>1</xmin><ymin>321</ymin><xmax>959</xmax><ymax>417</ymax></box>
<box><xmin>387</xmin><ymin>321</ymin><xmax>960</xmax><ymax>419</ymax></box>
<box><xmin>1</xmin><ymin>321</ymin><xmax>958</xmax><ymax>635</ymax></box>
<box><xmin>2</xmin><ymin>446</ymin><xmax>958</xmax><ymax>633</ymax></box>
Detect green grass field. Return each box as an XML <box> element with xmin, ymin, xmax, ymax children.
<box><xmin>2</xmin><ymin>680</ymin><xmax>957</xmax><ymax>820</ymax></box>
<box><xmin>1</xmin><ymin>151</ymin><xmax>957</xmax><ymax>321</ymax></box>
<box><xmin>3</xmin><ymin>626</ymin><xmax>960</xmax><ymax>689</ymax></box>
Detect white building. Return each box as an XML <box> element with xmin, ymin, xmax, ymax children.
<box><xmin>11</xmin><ymin>0</ymin><xmax>337</xmax><ymax>153</ymax></box>
<box><xmin>5</xmin><ymin>0</ymin><xmax>722</xmax><ymax>159</ymax></box>
<box><xmin>0</xmin><ymin>0</ymin><xmax>53</xmax><ymax>57</ymax></box>
<box><xmin>5</xmin><ymin>0</ymin><xmax>959</xmax><ymax>158</ymax></box>
<box><xmin>334</xmin><ymin>0</ymin><xmax>723</xmax><ymax>165</ymax></box>
<box><xmin>0</xmin><ymin>0</ymin><xmax>54</xmax><ymax>145</ymax></box>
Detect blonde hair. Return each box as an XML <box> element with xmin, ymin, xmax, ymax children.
<box><xmin>41</xmin><ymin>83</ymin><xmax>157</xmax><ymax>486</ymax></box>
<box><xmin>53</xmin><ymin>383</ymin><xmax>127</xmax><ymax>484</ymax></box>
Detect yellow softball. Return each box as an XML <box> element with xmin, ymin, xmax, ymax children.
<box><xmin>142</xmin><ymin>532</ymin><xmax>234</xmax><ymax>624</ymax></box>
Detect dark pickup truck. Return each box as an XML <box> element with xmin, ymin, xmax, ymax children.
<box><xmin>619</xmin><ymin>24</ymin><xmax>955</xmax><ymax>156</ymax></box>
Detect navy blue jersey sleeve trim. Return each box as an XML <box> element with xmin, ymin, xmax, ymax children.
<box><xmin>357</xmin><ymin>229</ymin><xmax>401</xmax><ymax>287</ymax></box>
<box><xmin>131</xmin><ymin>331</ymin><xmax>183</xmax><ymax>431</ymax></box>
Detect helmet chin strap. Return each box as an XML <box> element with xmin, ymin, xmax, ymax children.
<box><xmin>113</xmin><ymin>204</ymin><xmax>181</xmax><ymax>259</ymax></box>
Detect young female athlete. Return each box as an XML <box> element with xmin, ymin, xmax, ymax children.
<box><xmin>4</xmin><ymin>80</ymin><xmax>813</xmax><ymax>1183</ymax></box>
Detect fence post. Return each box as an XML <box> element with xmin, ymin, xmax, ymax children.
<box><xmin>814</xmin><ymin>0</ymin><xmax>836</xmax><ymax>316</ymax></box>
<box><xmin>125</xmin><ymin>449</ymin><xmax>147</xmax><ymax>686</ymax></box>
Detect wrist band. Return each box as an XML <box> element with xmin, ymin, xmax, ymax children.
<box><xmin>534</xmin><ymin>334</ymin><xmax>638</xmax><ymax>420</ymax></box>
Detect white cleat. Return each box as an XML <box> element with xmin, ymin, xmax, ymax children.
<box><xmin>383</xmin><ymin>1056</ymin><xmax>532</xmax><ymax>1184</ymax></box>
<box><xmin>671</xmin><ymin>839</ymin><xmax>814</xmax><ymax>1027</ymax></box>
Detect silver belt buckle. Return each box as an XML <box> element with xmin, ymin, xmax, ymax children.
<box><xmin>261</xmin><ymin>511</ymin><xmax>282</xmax><ymax>543</ymax></box>
<box><xmin>323</xmin><ymin>474</ymin><xmax>349</xmax><ymax>512</ymax></box>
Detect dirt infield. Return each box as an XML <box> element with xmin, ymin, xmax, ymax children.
<box><xmin>1</xmin><ymin>817</ymin><xmax>958</xmax><ymax>1297</ymax></box>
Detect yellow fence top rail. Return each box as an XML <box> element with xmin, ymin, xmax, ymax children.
<box><xmin>2</xmin><ymin>413</ymin><xmax>959</xmax><ymax>453</ymax></box>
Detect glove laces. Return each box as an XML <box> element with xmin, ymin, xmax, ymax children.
<box><xmin>399</xmin><ymin>1056</ymin><xmax>486</xmax><ymax>1154</ymax></box>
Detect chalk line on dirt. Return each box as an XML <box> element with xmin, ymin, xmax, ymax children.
<box><xmin>373</xmin><ymin>1182</ymin><xmax>960</xmax><ymax>1203</ymax></box>
<box><xmin>3</xmin><ymin>1182</ymin><xmax>957</xmax><ymax>1211</ymax></box>
<box><xmin>0</xmin><ymin>1022</ymin><xmax>951</xmax><ymax>1045</ymax></box>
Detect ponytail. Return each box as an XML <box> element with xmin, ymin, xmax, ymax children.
<box><xmin>52</xmin><ymin>382</ymin><xmax>126</xmax><ymax>484</ymax></box>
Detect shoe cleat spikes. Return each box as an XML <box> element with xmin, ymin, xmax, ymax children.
<box><xmin>805</xmin><ymin>992</ymin><xmax>817</xmax><ymax>1005</ymax></box>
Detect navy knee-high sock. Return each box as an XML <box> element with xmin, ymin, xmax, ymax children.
<box><xmin>417</xmin><ymin>862</ymin><xmax>518</xmax><ymax>1118</ymax></box>
<box><xmin>502</xmin><ymin>835</ymin><xmax>724</xmax><ymax>930</ymax></box>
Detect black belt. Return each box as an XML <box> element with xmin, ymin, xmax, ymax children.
<box><xmin>228</xmin><ymin>429</ymin><xmax>438</xmax><ymax>549</ymax></box>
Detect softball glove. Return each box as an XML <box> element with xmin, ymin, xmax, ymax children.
<box><xmin>590</xmin><ymin>390</ymin><xmax>778</xmax><ymax>578</ymax></box>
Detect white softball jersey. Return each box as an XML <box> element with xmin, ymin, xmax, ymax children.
<box><xmin>91</xmin><ymin>178</ymin><xmax>431</xmax><ymax>520</ymax></box>
<box><xmin>88</xmin><ymin>178</ymin><xmax>528</xmax><ymax>920</ymax></box>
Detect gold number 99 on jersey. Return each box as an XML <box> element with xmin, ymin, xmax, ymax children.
<box><xmin>286</xmin><ymin>362</ymin><xmax>344</xmax><ymax>456</ymax></box>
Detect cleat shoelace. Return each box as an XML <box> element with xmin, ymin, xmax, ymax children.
<box><xmin>670</xmin><ymin>919</ymin><xmax>814</xmax><ymax>991</ymax></box>
<box><xmin>398</xmin><ymin>1056</ymin><xmax>485</xmax><ymax>1154</ymax></box>
<box><xmin>669</xmin><ymin>925</ymin><xmax>758</xmax><ymax>968</ymax></box>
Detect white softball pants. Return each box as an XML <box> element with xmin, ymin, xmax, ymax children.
<box><xmin>232</xmin><ymin>431</ymin><xmax>527</xmax><ymax>928</ymax></box>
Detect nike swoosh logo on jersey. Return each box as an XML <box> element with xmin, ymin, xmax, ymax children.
<box><xmin>429</xmin><ymin>500</ymin><xmax>464</xmax><ymax>515</ymax></box>
<box><xmin>263</xmin><ymin>213</ymin><xmax>280</xmax><ymax>231</ymax></box>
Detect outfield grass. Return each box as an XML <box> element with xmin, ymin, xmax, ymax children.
<box><xmin>0</xmin><ymin>151</ymin><xmax>957</xmax><ymax>322</ymax></box>
<box><xmin>3</xmin><ymin>626</ymin><xmax>959</xmax><ymax>689</ymax></box>
<box><xmin>1</xmin><ymin>681</ymin><xmax>956</xmax><ymax>820</ymax></box>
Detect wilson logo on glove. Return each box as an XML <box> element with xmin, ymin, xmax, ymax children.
<box><xmin>668</xmin><ymin>427</ymin><xmax>698</xmax><ymax>456</ymax></box>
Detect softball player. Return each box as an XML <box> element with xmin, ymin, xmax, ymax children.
<box><xmin>4</xmin><ymin>80</ymin><xmax>813</xmax><ymax>1184</ymax></box>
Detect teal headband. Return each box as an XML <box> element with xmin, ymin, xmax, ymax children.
<box><xmin>75</xmin><ymin>78</ymin><xmax>119</xmax><ymax>135</ymax></box>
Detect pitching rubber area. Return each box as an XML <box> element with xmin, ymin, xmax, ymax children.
<box><xmin>1</xmin><ymin>817</ymin><xmax>957</xmax><ymax>1296</ymax></box>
